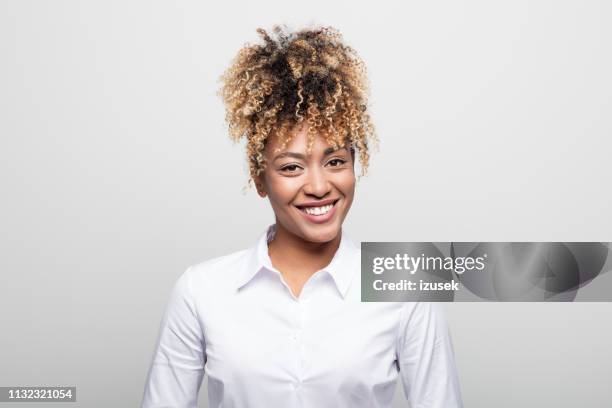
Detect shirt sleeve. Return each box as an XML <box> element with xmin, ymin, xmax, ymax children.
<box><xmin>142</xmin><ymin>267</ymin><xmax>206</xmax><ymax>408</ymax></box>
<box><xmin>396</xmin><ymin>302</ymin><xmax>463</xmax><ymax>408</ymax></box>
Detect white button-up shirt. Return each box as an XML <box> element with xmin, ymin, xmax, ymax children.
<box><xmin>142</xmin><ymin>225</ymin><xmax>463</xmax><ymax>407</ymax></box>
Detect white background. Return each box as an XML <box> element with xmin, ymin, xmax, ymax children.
<box><xmin>1</xmin><ymin>1</ymin><xmax>611</xmax><ymax>406</ymax></box>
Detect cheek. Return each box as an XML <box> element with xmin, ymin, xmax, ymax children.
<box><xmin>336</xmin><ymin>172</ymin><xmax>356</xmax><ymax>197</ymax></box>
<box><xmin>266</xmin><ymin>176</ymin><xmax>301</xmax><ymax>204</ymax></box>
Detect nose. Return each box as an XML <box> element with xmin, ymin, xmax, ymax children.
<box><xmin>303</xmin><ymin>165</ymin><xmax>331</xmax><ymax>198</ymax></box>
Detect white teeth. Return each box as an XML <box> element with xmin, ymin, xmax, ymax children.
<box><xmin>304</xmin><ymin>204</ymin><xmax>333</xmax><ymax>216</ymax></box>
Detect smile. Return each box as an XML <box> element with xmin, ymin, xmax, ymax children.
<box><xmin>294</xmin><ymin>199</ymin><xmax>340</xmax><ymax>224</ymax></box>
<box><xmin>304</xmin><ymin>203</ymin><xmax>334</xmax><ymax>216</ymax></box>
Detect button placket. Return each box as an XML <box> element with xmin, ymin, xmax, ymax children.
<box><xmin>292</xmin><ymin>328</ymin><xmax>302</xmax><ymax>341</ymax></box>
<box><xmin>293</xmin><ymin>278</ymin><xmax>316</xmax><ymax>390</ymax></box>
<box><xmin>292</xmin><ymin>293</ymin><xmax>307</xmax><ymax>391</ymax></box>
<box><xmin>296</xmin><ymin>297</ymin><xmax>305</xmax><ymax>379</ymax></box>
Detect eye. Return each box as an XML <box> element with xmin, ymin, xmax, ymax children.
<box><xmin>327</xmin><ymin>158</ymin><xmax>347</xmax><ymax>167</ymax></box>
<box><xmin>280</xmin><ymin>164</ymin><xmax>302</xmax><ymax>173</ymax></box>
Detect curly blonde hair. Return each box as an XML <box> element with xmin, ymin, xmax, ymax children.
<box><xmin>219</xmin><ymin>25</ymin><xmax>377</xmax><ymax>185</ymax></box>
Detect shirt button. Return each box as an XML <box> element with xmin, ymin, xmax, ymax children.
<box><xmin>293</xmin><ymin>381</ymin><xmax>302</xmax><ymax>390</ymax></box>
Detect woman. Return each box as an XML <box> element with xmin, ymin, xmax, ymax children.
<box><xmin>142</xmin><ymin>25</ymin><xmax>463</xmax><ymax>407</ymax></box>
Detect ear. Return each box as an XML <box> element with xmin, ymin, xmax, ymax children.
<box><xmin>254</xmin><ymin>175</ymin><xmax>267</xmax><ymax>198</ymax></box>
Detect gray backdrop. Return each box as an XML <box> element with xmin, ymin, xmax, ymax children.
<box><xmin>1</xmin><ymin>0</ymin><xmax>610</xmax><ymax>407</ymax></box>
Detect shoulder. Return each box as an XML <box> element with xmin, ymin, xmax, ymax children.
<box><xmin>396</xmin><ymin>302</ymin><xmax>451</xmax><ymax>348</ymax></box>
<box><xmin>398</xmin><ymin>302</ymin><xmax>447</xmax><ymax>324</ymax></box>
<box><xmin>177</xmin><ymin>248</ymin><xmax>250</xmax><ymax>297</ymax></box>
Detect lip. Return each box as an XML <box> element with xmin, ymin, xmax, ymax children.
<box><xmin>294</xmin><ymin>199</ymin><xmax>340</xmax><ymax>224</ymax></box>
<box><xmin>295</xmin><ymin>198</ymin><xmax>339</xmax><ymax>208</ymax></box>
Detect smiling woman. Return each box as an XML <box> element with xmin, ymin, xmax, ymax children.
<box><xmin>258</xmin><ymin>123</ymin><xmax>357</xmax><ymax>297</ymax></box>
<box><xmin>259</xmin><ymin>124</ymin><xmax>355</xmax><ymax>243</ymax></box>
<box><xmin>142</xmin><ymin>25</ymin><xmax>463</xmax><ymax>408</ymax></box>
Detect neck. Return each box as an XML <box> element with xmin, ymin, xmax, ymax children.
<box><xmin>268</xmin><ymin>223</ymin><xmax>341</xmax><ymax>277</ymax></box>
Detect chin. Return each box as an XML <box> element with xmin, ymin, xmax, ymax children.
<box><xmin>300</xmin><ymin>224</ymin><xmax>341</xmax><ymax>243</ymax></box>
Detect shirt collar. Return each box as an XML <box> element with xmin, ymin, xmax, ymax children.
<box><xmin>235</xmin><ymin>224</ymin><xmax>359</xmax><ymax>298</ymax></box>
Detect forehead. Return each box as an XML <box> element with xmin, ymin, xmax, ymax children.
<box><xmin>264</xmin><ymin>125</ymin><xmax>346</xmax><ymax>156</ymax></box>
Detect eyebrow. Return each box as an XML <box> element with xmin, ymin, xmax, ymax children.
<box><xmin>273</xmin><ymin>147</ymin><xmax>348</xmax><ymax>162</ymax></box>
